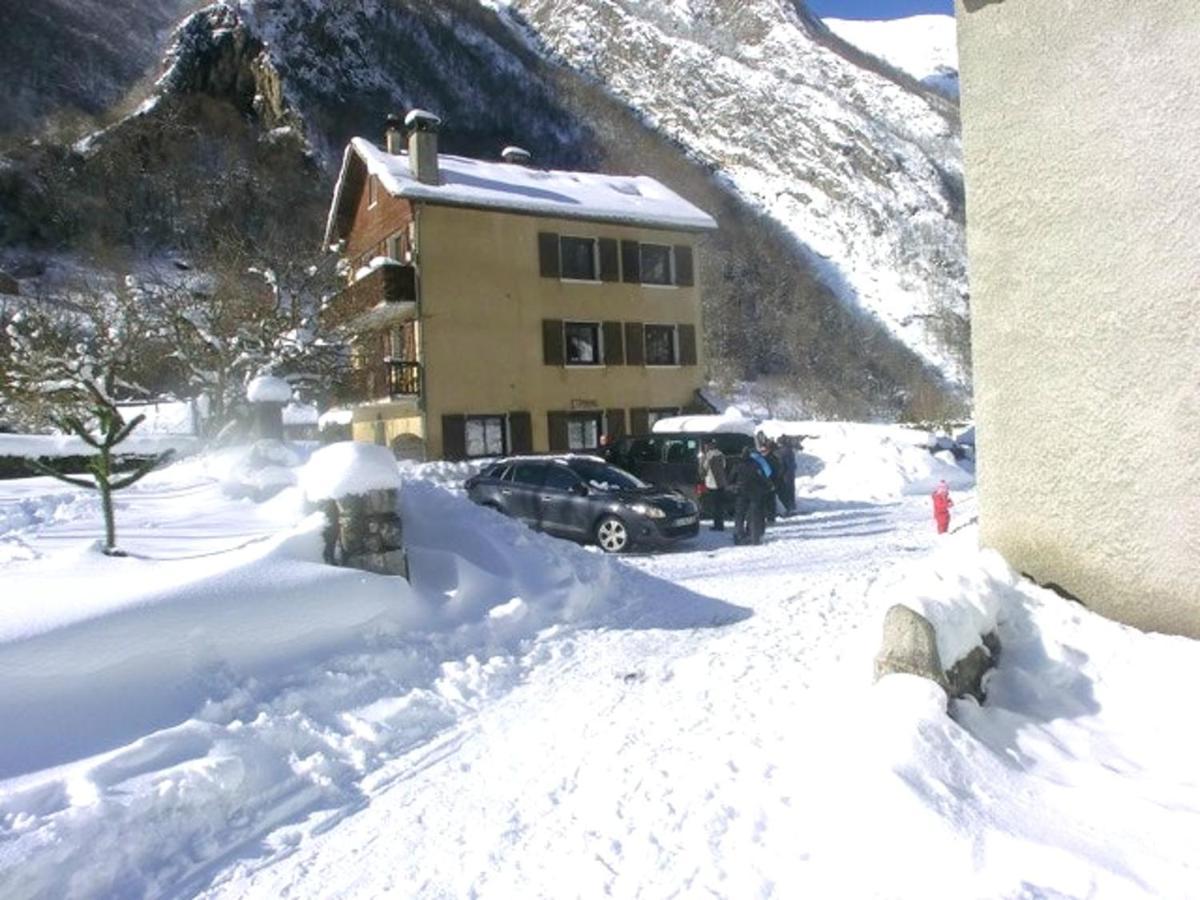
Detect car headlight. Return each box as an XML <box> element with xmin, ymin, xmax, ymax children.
<box><xmin>627</xmin><ymin>502</ymin><xmax>666</xmax><ymax>519</ymax></box>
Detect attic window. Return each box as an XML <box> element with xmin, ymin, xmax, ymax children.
<box><xmin>368</xmin><ymin>175</ymin><xmax>379</xmax><ymax>209</ymax></box>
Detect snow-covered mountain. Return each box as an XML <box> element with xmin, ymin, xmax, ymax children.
<box><xmin>493</xmin><ymin>0</ymin><xmax>968</xmax><ymax>386</ymax></box>
<box><xmin>824</xmin><ymin>14</ymin><xmax>959</xmax><ymax>98</ymax></box>
<box><xmin>1</xmin><ymin>0</ymin><xmax>969</xmax><ymax>418</ymax></box>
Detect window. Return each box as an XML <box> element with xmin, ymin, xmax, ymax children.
<box><xmin>644</xmin><ymin>324</ymin><xmax>678</xmax><ymax>365</ymax></box>
<box><xmin>639</xmin><ymin>244</ymin><xmax>673</xmax><ymax>285</ymax></box>
<box><xmin>560</xmin><ymin>236</ymin><xmax>597</xmax><ymax>280</ymax></box>
<box><xmin>567</xmin><ymin>413</ymin><xmax>603</xmax><ymax>451</ymax></box>
<box><xmin>368</xmin><ymin>175</ymin><xmax>378</xmax><ymax>208</ymax></box>
<box><xmin>646</xmin><ymin>408</ymin><xmax>679</xmax><ymax>429</ymax></box>
<box><xmin>543</xmin><ymin>464</ymin><xmax>582</xmax><ymax>492</ymax></box>
<box><xmin>510</xmin><ymin>462</ymin><xmax>545</xmax><ymax>486</ymax></box>
<box><xmin>464</xmin><ymin>415</ymin><xmax>507</xmax><ymax>458</ymax></box>
<box><xmin>564</xmin><ymin>322</ymin><xmax>601</xmax><ymax>366</ymax></box>
<box><xmin>385</xmin><ymin>230</ymin><xmax>410</xmax><ymax>262</ymax></box>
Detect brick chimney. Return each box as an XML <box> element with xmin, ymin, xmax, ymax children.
<box><xmin>385</xmin><ymin>113</ymin><xmax>404</xmax><ymax>153</ymax></box>
<box><xmin>405</xmin><ymin>109</ymin><xmax>442</xmax><ymax>185</ymax></box>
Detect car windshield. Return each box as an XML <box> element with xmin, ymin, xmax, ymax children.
<box><xmin>568</xmin><ymin>460</ymin><xmax>647</xmax><ymax>492</ymax></box>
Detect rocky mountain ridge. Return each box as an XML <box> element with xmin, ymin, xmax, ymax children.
<box><xmin>0</xmin><ymin>0</ymin><xmax>969</xmax><ymax>420</ymax></box>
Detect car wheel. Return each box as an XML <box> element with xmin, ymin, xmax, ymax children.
<box><xmin>595</xmin><ymin>515</ymin><xmax>630</xmax><ymax>553</ymax></box>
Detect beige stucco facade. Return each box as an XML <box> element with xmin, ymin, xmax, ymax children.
<box><xmin>343</xmin><ymin>201</ymin><xmax>706</xmax><ymax>458</ymax></box>
<box><xmin>956</xmin><ymin>0</ymin><xmax>1200</xmax><ymax>635</ymax></box>
<box><xmin>415</xmin><ymin>206</ymin><xmax>704</xmax><ymax>457</ymax></box>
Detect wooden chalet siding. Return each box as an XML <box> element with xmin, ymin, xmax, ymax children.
<box><xmin>605</xmin><ymin>408</ymin><xmax>626</xmax><ymax>441</ymax></box>
<box><xmin>678</xmin><ymin>323</ymin><xmax>698</xmax><ymax>366</ymax></box>
<box><xmin>344</xmin><ymin>157</ymin><xmax>415</xmax><ymax>260</ymax></box>
<box><xmin>321</xmin><ymin>264</ymin><xmax>416</xmax><ymax>330</ymax></box>
<box><xmin>442</xmin><ymin>415</ymin><xmax>467</xmax><ymax>461</ymax></box>
<box><xmin>509</xmin><ymin>411</ymin><xmax>533</xmax><ymax>454</ymax></box>
<box><xmin>602</xmin><ymin>320</ymin><xmax>625</xmax><ymax>365</ymax></box>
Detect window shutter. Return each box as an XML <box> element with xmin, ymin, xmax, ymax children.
<box><xmin>630</xmin><ymin>407</ymin><xmax>650</xmax><ymax>436</ymax></box>
<box><xmin>543</xmin><ymin>318</ymin><xmax>565</xmax><ymax>366</ymax></box>
<box><xmin>598</xmin><ymin>238</ymin><xmax>620</xmax><ymax>282</ymax></box>
<box><xmin>538</xmin><ymin>232</ymin><xmax>560</xmax><ymax>278</ymax></box>
<box><xmin>442</xmin><ymin>414</ymin><xmax>467</xmax><ymax>461</ymax></box>
<box><xmin>621</xmin><ymin>240</ymin><xmax>641</xmax><ymax>284</ymax></box>
<box><xmin>624</xmin><ymin>322</ymin><xmax>645</xmax><ymax>366</ymax></box>
<box><xmin>547</xmin><ymin>411</ymin><xmax>569</xmax><ymax>453</ymax></box>
<box><xmin>674</xmin><ymin>245</ymin><xmax>694</xmax><ymax>286</ymax></box>
<box><xmin>603</xmin><ymin>320</ymin><xmax>625</xmax><ymax>365</ymax></box>
<box><xmin>508</xmin><ymin>411</ymin><xmax>533</xmax><ymax>454</ymax></box>
<box><xmin>678</xmin><ymin>323</ymin><xmax>698</xmax><ymax>366</ymax></box>
<box><xmin>605</xmin><ymin>408</ymin><xmax>626</xmax><ymax>442</ymax></box>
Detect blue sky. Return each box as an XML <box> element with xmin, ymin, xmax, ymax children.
<box><xmin>806</xmin><ymin>0</ymin><xmax>953</xmax><ymax>19</ymax></box>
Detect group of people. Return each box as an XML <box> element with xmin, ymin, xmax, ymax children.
<box><xmin>699</xmin><ymin>435</ymin><xmax>798</xmax><ymax>546</ymax></box>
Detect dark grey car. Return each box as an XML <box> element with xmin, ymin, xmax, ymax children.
<box><xmin>464</xmin><ymin>456</ymin><xmax>700</xmax><ymax>552</ymax></box>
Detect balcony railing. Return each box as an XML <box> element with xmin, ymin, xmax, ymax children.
<box><xmin>344</xmin><ymin>360</ymin><xmax>422</xmax><ymax>403</ymax></box>
<box><xmin>322</xmin><ymin>264</ymin><xmax>417</xmax><ymax>331</ymax></box>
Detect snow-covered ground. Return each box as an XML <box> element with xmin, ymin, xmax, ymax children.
<box><xmin>824</xmin><ymin>14</ymin><xmax>959</xmax><ymax>98</ymax></box>
<box><xmin>1</xmin><ymin>429</ymin><xmax>1198</xmax><ymax>898</ymax></box>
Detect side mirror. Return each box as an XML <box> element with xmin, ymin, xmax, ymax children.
<box><xmin>571</xmin><ymin>482</ymin><xmax>589</xmax><ymax>497</ymax></box>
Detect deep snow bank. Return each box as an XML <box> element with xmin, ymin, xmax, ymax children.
<box><xmin>0</xmin><ymin>452</ymin><xmax>749</xmax><ymax>899</ymax></box>
<box><xmin>762</xmin><ymin>419</ymin><xmax>973</xmax><ymax>502</ymax></box>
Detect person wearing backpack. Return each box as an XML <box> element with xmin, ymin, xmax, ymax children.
<box><xmin>730</xmin><ymin>446</ymin><xmax>770</xmax><ymax>545</ymax></box>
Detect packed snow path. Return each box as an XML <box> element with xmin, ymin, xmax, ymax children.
<box><xmin>200</xmin><ymin>497</ymin><xmax>967</xmax><ymax>897</ymax></box>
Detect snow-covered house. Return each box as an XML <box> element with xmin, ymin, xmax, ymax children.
<box><xmin>321</xmin><ymin>111</ymin><xmax>717</xmax><ymax>460</ymax></box>
<box><xmin>956</xmin><ymin>0</ymin><xmax>1200</xmax><ymax>636</ymax></box>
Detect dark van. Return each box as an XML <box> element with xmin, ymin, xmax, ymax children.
<box><xmin>603</xmin><ymin>431</ymin><xmax>756</xmax><ymax>516</ymax></box>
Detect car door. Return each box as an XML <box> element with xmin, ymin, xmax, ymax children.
<box><xmin>502</xmin><ymin>461</ymin><xmax>546</xmax><ymax>526</ymax></box>
<box><xmin>537</xmin><ymin>463</ymin><xmax>591</xmax><ymax>538</ymax></box>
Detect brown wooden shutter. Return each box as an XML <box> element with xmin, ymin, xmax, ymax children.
<box><xmin>621</xmin><ymin>240</ymin><xmax>641</xmax><ymax>283</ymax></box>
<box><xmin>543</xmin><ymin>318</ymin><xmax>564</xmax><ymax>366</ymax></box>
<box><xmin>678</xmin><ymin>323</ymin><xmax>698</xmax><ymax>366</ymax></box>
<box><xmin>442</xmin><ymin>414</ymin><xmax>467</xmax><ymax>461</ymax></box>
<box><xmin>602</xmin><ymin>320</ymin><xmax>625</xmax><ymax>365</ymax></box>
<box><xmin>630</xmin><ymin>407</ymin><xmax>650</xmax><ymax>436</ymax></box>
<box><xmin>538</xmin><ymin>232</ymin><xmax>560</xmax><ymax>278</ymax></box>
<box><xmin>605</xmin><ymin>408</ymin><xmax>626</xmax><ymax>442</ymax></box>
<box><xmin>674</xmin><ymin>245</ymin><xmax>694</xmax><ymax>286</ymax></box>
<box><xmin>624</xmin><ymin>322</ymin><xmax>645</xmax><ymax>366</ymax></box>
<box><xmin>598</xmin><ymin>238</ymin><xmax>620</xmax><ymax>282</ymax></box>
<box><xmin>547</xmin><ymin>411</ymin><xmax>569</xmax><ymax>452</ymax></box>
<box><xmin>508</xmin><ymin>411</ymin><xmax>532</xmax><ymax>454</ymax></box>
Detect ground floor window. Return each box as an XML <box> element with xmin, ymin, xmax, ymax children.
<box><xmin>465</xmin><ymin>415</ymin><xmax>507</xmax><ymax>458</ymax></box>
<box><xmin>567</xmin><ymin>413</ymin><xmax>603</xmax><ymax>451</ymax></box>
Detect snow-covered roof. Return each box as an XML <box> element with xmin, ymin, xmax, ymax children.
<box><xmin>325</xmin><ymin>138</ymin><xmax>718</xmax><ymax>245</ymax></box>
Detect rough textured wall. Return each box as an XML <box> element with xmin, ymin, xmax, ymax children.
<box><xmin>956</xmin><ymin>0</ymin><xmax>1200</xmax><ymax>636</ymax></box>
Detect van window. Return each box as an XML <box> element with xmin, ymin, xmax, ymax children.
<box><xmin>662</xmin><ymin>438</ymin><xmax>698</xmax><ymax>463</ymax></box>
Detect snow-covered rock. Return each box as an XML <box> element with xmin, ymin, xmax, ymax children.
<box><xmin>299</xmin><ymin>441</ymin><xmax>403</xmax><ymax>502</ymax></box>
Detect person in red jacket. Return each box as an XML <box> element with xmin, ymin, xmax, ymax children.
<box><xmin>932</xmin><ymin>480</ymin><xmax>953</xmax><ymax>534</ymax></box>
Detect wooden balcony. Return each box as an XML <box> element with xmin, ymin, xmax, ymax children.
<box><xmin>322</xmin><ymin>264</ymin><xmax>417</xmax><ymax>331</ymax></box>
<box><xmin>343</xmin><ymin>360</ymin><xmax>422</xmax><ymax>404</ymax></box>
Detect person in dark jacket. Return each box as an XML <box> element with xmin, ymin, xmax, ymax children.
<box><xmin>729</xmin><ymin>447</ymin><xmax>770</xmax><ymax>545</ymax></box>
<box><xmin>761</xmin><ymin>439</ymin><xmax>784</xmax><ymax>524</ymax></box>
<box><xmin>778</xmin><ymin>436</ymin><xmax>798</xmax><ymax>515</ymax></box>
